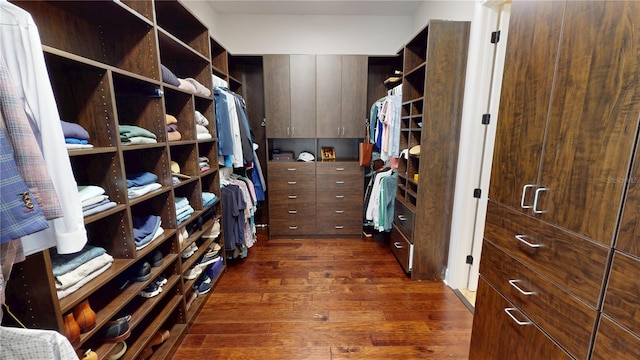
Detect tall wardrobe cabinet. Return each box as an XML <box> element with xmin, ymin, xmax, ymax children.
<box><xmin>470</xmin><ymin>1</ymin><xmax>640</xmax><ymax>358</ymax></box>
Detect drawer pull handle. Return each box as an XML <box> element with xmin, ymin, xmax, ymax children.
<box><xmin>532</xmin><ymin>187</ymin><xmax>548</xmax><ymax>214</ymax></box>
<box><xmin>287</xmin><ymin>168</ymin><xmax>297</xmax><ymax>171</ymax></box>
<box><xmin>336</xmin><ymin>195</ymin><xmax>344</xmax><ymax>198</ymax></box>
<box><xmin>289</xmin><ymin>226</ymin><xmax>298</xmax><ymax>230</ymax></box>
<box><xmin>336</xmin><ymin>168</ymin><xmax>345</xmax><ymax>171</ymax></box>
<box><xmin>508</xmin><ymin>279</ymin><xmax>536</xmax><ymax>296</ymax></box>
<box><xmin>335</xmin><ymin>210</ymin><xmax>344</xmax><ymax>214</ymax></box>
<box><xmin>520</xmin><ymin>184</ymin><xmax>536</xmax><ymax>209</ymax></box>
<box><xmin>288</xmin><ymin>210</ymin><xmax>297</xmax><ymax>214</ymax></box>
<box><xmin>288</xmin><ymin>181</ymin><xmax>297</xmax><ymax>185</ymax></box>
<box><xmin>288</xmin><ymin>195</ymin><xmax>297</xmax><ymax>199</ymax></box>
<box><xmin>397</xmin><ymin>215</ymin><xmax>407</xmax><ymax>221</ymax></box>
<box><xmin>504</xmin><ymin>308</ymin><xmax>532</xmax><ymax>326</ymax></box>
<box><xmin>515</xmin><ymin>235</ymin><xmax>542</xmax><ymax>248</ymax></box>
<box><xmin>335</xmin><ymin>225</ymin><xmax>344</xmax><ymax>229</ymax></box>
<box><xmin>335</xmin><ymin>181</ymin><xmax>345</xmax><ymax>184</ymax></box>
<box><xmin>393</xmin><ymin>242</ymin><xmax>404</xmax><ymax>249</ymax></box>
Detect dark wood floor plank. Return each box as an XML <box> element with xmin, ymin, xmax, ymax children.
<box><xmin>172</xmin><ymin>235</ymin><xmax>473</xmax><ymax>359</ymax></box>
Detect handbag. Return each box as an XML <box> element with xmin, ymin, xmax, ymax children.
<box><xmin>359</xmin><ymin>124</ymin><xmax>373</xmax><ymax>167</ymax></box>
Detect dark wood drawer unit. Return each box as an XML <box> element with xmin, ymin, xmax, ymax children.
<box><xmin>268</xmin><ymin>162</ymin><xmax>317</xmax><ymax>236</ymax></box>
<box><xmin>484</xmin><ymin>201</ymin><xmax>609</xmax><ymax>308</ymax></box>
<box><xmin>480</xmin><ymin>240</ymin><xmax>596</xmax><ymax>360</ymax></box>
<box><xmin>393</xmin><ymin>199</ymin><xmax>414</xmax><ymax>241</ymax></box>
<box><xmin>270</xmin><ymin>218</ymin><xmax>317</xmax><ymax>236</ymax></box>
<box><xmin>469</xmin><ymin>278</ymin><xmax>572</xmax><ymax>360</ymax></box>
<box><xmin>316</xmin><ymin>162</ymin><xmax>362</xmax><ymax>176</ymax></box>
<box><xmin>390</xmin><ymin>224</ymin><xmax>412</xmax><ymax>273</ymax></box>
<box><xmin>269</xmin><ymin>162</ymin><xmax>316</xmax><ymax>177</ymax></box>
<box><xmin>602</xmin><ymin>251</ymin><xmax>640</xmax><ymax>337</ymax></box>
<box><xmin>315</xmin><ymin>162</ymin><xmax>363</xmax><ymax>236</ymax></box>
<box><xmin>592</xmin><ymin>315</ymin><xmax>640</xmax><ymax>360</ymax></box>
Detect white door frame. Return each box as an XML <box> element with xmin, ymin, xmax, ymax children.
<box><xmin>445</xmin><ymin>0</ymin><xmax>511</xmax><ymax>291</ymax></box>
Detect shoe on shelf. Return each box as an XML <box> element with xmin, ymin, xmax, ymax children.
<box><xmin>180</xmin><ymin>243</ymin><xmax>198</xmax><ymax>259</ymax></box>
<box><xmin>196</xmin><ymin>248</ymin><xmax>220</xmax><ymax>268</ymax></box>
<box><xmin>194</xmin><ymin>275</ymin><xmax>212</xmax><ymax>295</ymax></box>
<box><xmin>154</xmin><ymin>275</ymin><xmax>168</xmax><ymax>287</ymax></box>
<box><xmin>140</xmin><ymin>281</ymin><xmax>162</xmax><ymax>298</ymax></box>
<box><xmin>72</xmin><ymin>298</ymin><xmax>96</xmax><ymax>333</ymax></box>
<box><xmin>130</xmin><ymin>261</ymin><xmax>151</xmax><ymax>282</ymax></box>
<box><xmin>183</xmin><ymin>266</ymin><xmax>202</xmax><ymax>280</ymax></box>
<box><xmin>82</xmin><ymin>349</ymin><xmax>98</xmax><ymax>360</ymax></box>
<box><xmin>106</xmin><ymin>341</ymin><xmax>127</xmax><ymax>360</ymax></box>
<box><xmin>185</xmin><ymin>290</ymin><xmax>198</xmax><ymax>310</ymax></box>
<box><xmin>62</xmin><ymin>312</ymin><xmax>80</xmax><ymax>347</ymax></box>
<box><xmin>148</xmin><ymin>329</ymin><xmax>170</xmax><ymax>348</ymax></box>
<box><xmin>149</xmin><ymin>250</ymin><xmax>163</xmax><ymax>267</ymax></box>
<box><xmin>98</xmin><ymin>315</ymin><xmax>131</xmax><ymax>342</ymax></box>
<box><xmin>178</xmin><ymin>228</ymin><xmax>189</xmax><ymax>247</ymax></box>
<box><xmin>202</xmin><ymin>220</ymin><xmax>221</xmax><ymax>239</ymax></box>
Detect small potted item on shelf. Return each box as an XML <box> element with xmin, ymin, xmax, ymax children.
<box><xmin>321</xmin><ymin>147</ymin><xmax>335</xmax><ymax>162</ymax></box>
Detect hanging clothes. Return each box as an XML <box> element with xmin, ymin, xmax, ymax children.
<box><xmin>363</xmin><ymin>167</ymin><xmax>397</xmax><ymax>232</ymax></box>
<box><xmin>0</xmin><ymin>0</ymin><xmax>87</xmax><ymax>255</ymax></box>
<box><xmin>371</xmin><ymin>84</ymin><xmax>403</xmax><ymax>164</ymax></box>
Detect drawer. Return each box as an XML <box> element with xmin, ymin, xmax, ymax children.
<box><xmin>268</xmin><ymin>191</ymin><xmax>315</xmax><ymax>204</ymax></box>
<box><xmin>390</xmin><ymin>224</ymin><xmax>412</xmax><ymax>273</ymax></box>
<box><xmin>316</xmin><ymin>174</ymin><xmax>363</xmax><ymax>190</ymax></box>
<box><xmin>316</xmin><ymin>161</ymin><xmax>362</xmax><ymax>176</ymax></box>
<box><xmin>270</xmin><ymin>218</ymin><xmax>316</xmax><ymax>236</ymax></box>
<box><xmin>602</xmin><ymin>251</ymin><xmax>640</xmax><ymax>336</ymax></box>
<box><xmin>316</xmin><ymin>204</ymin><xmax>362</xmax><ymax>219</ymax></box>
<box><xmin>316</xmin><ymin>190</ymin><xmax>362</xmax><ymax>205</ymax></box>
<box><xmin>469</xmin><ymin>278</ymin><xmax>572</xmax><ymax>360</ymax></box>
<box><xmin>393</xmin><ymin>199</ymin><xmax>414</xmax><ymax>240</ymax></box>
<box><xmin>269</xmin><ymin>176</ymin><xmax>316</xmax><ymax>192</ymax></box>
<box><xmin>269</xmin><ymin>162</ymin><xmax>316</xmax><ymax>177</ymax></box>
<box><xmin>480</xmin><ymin>239</ymin><xmax>597</xmax><ymax>360</ymax></box>
<box><xmin>269</xmin><ymin>202</ymin><xmax>316</xmax><ymax>220</ymax></box>
<box><xmin>315</xmin><ymin>219</ymin><xmax>362</xmax><ymax>235</ymax></box>
<box><xmin>484</xmin><ymin>201</ymin><xmax>608</xmax><ymax>308</ymax></box>
<box><xmin>591</xmin><ymin>315</ymin><xmax>640</xmax><ymax>360</ymax></box>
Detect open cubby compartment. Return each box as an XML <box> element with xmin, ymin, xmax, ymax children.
<box><xmin>170</xmin><ymin>143</ymin><xmax>199</xmax><ymax>180</ymax></box>
<box><xmin>113</xmin><ymin>74</ymin><xmax>166</xmax><ymax>143</ymax></box>
<box><xmin>402</xmin><ymin>65</ymin><xmax>426</xmax><ymax>102</ymax></box>
<box><xmin>406</xmin><ymin>190</ymin><xmax>418</xmax><ymax>209</ymax></box>
<box><xmin>83</xmin><ymin>209</ymin><xmax>135</xmax><ymax>259</ymax></box>
<box><xmin>174</xmin><ymin>179</ymin><xmax>202</xmax><ymax>214</ymax></box>
<box><xmin>229</xmin><ymin>76</ymin><xmax>244</xmax><ymax>95</ymax></box>
<box><xmin>401</xmin><ymin>116</ymin><xmax>411</xmax><ymax>130</ymax></box>
<box><xmin>228</xmin><ymin>54</ymin><xmax>245</xmax><ymax>83</ymax></box>
<box><xmin>198</xmin><ymin>141</ymin><xmax>220</xmax><ymax>176</ymax></box>
<box><xmin>411</xmin><ymin>116</ymin><xmax>423</xmax><ymax>130</ymax></box>
<box><xmin>120</xmin><ymin>0</ymin><xmax>154</xmax><ymax>22</ymax></box>
<box><xmin>411</xmin><ymin>98</ymin><xmax>424</xmax><ymax>117</ymax></box>
<box><xmin>407</xmin><ymin>156</ymin><xmax>420</xmax><ymax>183</ymax></box>
<box><xmin>70</xmin><ymin>151</ymin><xmax>126</xmax><ymax>207</ymax></box>
<box><xmin>14</xmin><ymin>1</ymin><xmax>158</xmax><ymax>80</ymax></box>
<box><xmin>269</xmin><ymin>138</ymin><xmax>317</xmax><ymax>161</ymax></box>
<box><xmin>317</xmin><ymin>138</ymin><xmax>360</xmax><ymax>161</ymax></box>
<box><xmin>44</xmin><ymin>54</ymin><xmax>117</xmax><ymax>149</ymax></box>
<box><xmin>158</xmin><ymin>31</ymin><xmax>213</xmax><ymax>96</ymax></box>
<box><xmin>195</xmin><ymin>97</ymin><xmax>217</xmax><ymax>139</ymax></box>
<box><xmin>409</xmin><ymin>130</ymin><xmax>421</xmax><ymax>148</ymax></box>
<box><xmin>123</xmin><ymin>147</ymin><xmax>172</xmax><ymax>189</ymax></box>
<box><xmin>201</xmin><ymin>171</ymin><xmax>221</xmax><ymax>204</ymax></box>
<box><xmin>399</xmin><ymin>129</ymin><xmax>410</xmax><ymax>152</ymax></box>
<box><xmin>396</xmin><ymin>179</ymin><xmax>407</xmax><ymax>202</ymax></box>
<box><xmin>210</xmin><ymin>37</ymin><xmax>229</xmax><ymax>75</ymax></box>
<box><xmin>403</xmin><ymin>26</ymin><xmax>428</xmax><ymax>72</ymax></box>
<box><xmin>155</xmin><ymin>0</ymin><xmax>210</xmax><ymax>60</ymax></box>
<box><xmin>130</xmin><ymin>188</ymin><xmax>176</xmax><ymax>234</ymax></box>
<box><xmin>165</xmin><ymin>88</ymin><xmax>196</xmax><ymax>141</ymax></box>
<box><xmin>397</xmin><ymin>156</ymin><xmax>408</xmax><ymax>175</ymax></box>
<box><xmin>402</xmin><ymin>103</ymin><xmax>411</xmax><ymax>117</ymax></box>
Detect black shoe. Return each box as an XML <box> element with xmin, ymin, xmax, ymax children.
<box><xmin>149</xmin><ymin>250</ymin><xmax>163</xmax><ymax>267</ymax></box>
<box><xmin>99</xmin><ymin>315</ymin><xmax>131</xmax><ymax>342</ymax></box>
<box><xmin>130</xmin><ymin>262</ymin><xmax>151</xmax><ymax>282</ymax></box>
<box><xmin>140</xmin><ymin>281</ymin><xmax>162</xmax><ymax>298</ymax></box>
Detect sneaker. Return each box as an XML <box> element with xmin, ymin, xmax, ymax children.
<box><xmin>196</xmin><ymin>248</ymin><xmax>220</xmax><ymax>268</ymax></box>
<box><xmin>202</xmin><ymin>221</ymin><xmax>221</xmax><ymax>239</ymax></box>
<box><xmin>154</xmin><ymin>275</ymin><xmax>168</xmax><ymax>287</ymax></box>
<box><xmin>183</xmin><ymin>266</ymin><xmax>202</xmax><ymax>280</ymax></box>
<box><xmin>149</xmin><ymin>250</ymin><xmax>163</xmax><ymax>267</ymax></box>
<box><xmin>180</xmin><ymin>243</ymin><xmax>198</xmax><ymax>259</ymax></box>
<box><xmin>194</xmin><ymin>275</ymin><xmax>212</xmax><ymax>295</ymax></box>
<box><xmin>140</xmin><ymin>281</ymin><xmax>162</xmax><ymax>298</ymax></box>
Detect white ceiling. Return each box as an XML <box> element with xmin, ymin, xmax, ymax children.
<box><xmin>205</xmin><ymin>0</ymin><xmax>424</xmax><ymax>16</ymax></box>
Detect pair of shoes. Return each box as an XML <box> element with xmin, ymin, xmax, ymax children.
<box><xmin>98</xmin><ymin>315</ymin><xmax>131</xmax><ymax>342</ymax></box>
<box><xmin>72</xmin><ymin>299</ymin><xmax>96</xmax><ymax>333</ymax></box>
<box><xmin>194</xmin><ymin>275</ymin><xmax>212</xmax><ymax>295</ymax></box>
<box><xmin>202</xmin><ymin>220</ymin><xmax>221</xmax><ymax>239</ymax></box>
<box><xmin>148</xmin><ymin>250</ymin><xmax>163</xmax><ymax>267</ymax></box>
<box><xmin>181</xmin><ymin>243</ymin><xmax>198</xmax><ymax>259</ymax></box>
<box><xmin>130</xmin><ymin>261</ymin><xmax>151</xmax><ymax>282</ymax></box>
<box><xmin>196</xmin><ymin>246</ymin><xmax>220</xmax><ymax>268</ymax></box>
<box><xmin>63</xmin><ymin>312</ymin><xmax>80</xmax><ymax>346</ymax></box>
<box><xmin>183</xmin><ymin>265</ymin><xmax>202</xmax><ymax>280</ymax></box>
<box><xmin>106</xmin><ymin>341</ymin><xmax>127</xmax><ymax>360</ymax></box>
<box><xmin>140</xmin><ymin>275</ymin><xmax>167</xmax><ymax>298</ymax></box>
<box><xmin>178</xmin><ymin>228</ymin><xmax>189</xmax><ymax>247</ymax></box>
<box><xmin>141</xmin><ymin>329</ymin><xmax>171</xmax><ymax>359</ymax></box>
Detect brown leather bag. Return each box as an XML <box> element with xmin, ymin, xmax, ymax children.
<box><xmin>359</xmin><ymin>125</ymin><xmax>373</xmax><ymax>167</ymax></box>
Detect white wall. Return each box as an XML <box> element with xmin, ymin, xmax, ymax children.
<box><xmin>182</xmin><ymin>1</ymin><xmax>474</xmax><ymax>55</ymax></box>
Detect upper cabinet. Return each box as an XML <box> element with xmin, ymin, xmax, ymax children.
<box><xmin>317</xmin><ymin>55</ymin><xmax>368</xmax><ymax>138</ymax></box>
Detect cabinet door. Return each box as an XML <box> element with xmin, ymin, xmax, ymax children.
<box><xmin>290</xmin><ymin>55</ymin><xmax>316</xmax><ymax>138</ymax></box>
<box><xmin>536</xmin><ymin>1</ymin><xmax>640</xmax><ymax>245</ymax></box>
<box><xmin>340</xmin><ymin>55</ymin><xmax>367</xmax><ymax>138</ymax></box>
<box><xmin>469</xmin><ymin>279</ymin><xmax>572</xmax><ymax>360</ymax></box>
<box><xmin>618</xmin><ymin>144</ymin><xmax>640</xmax><ymax>258</ymax></box>
<box><xmin>264</xmin><ymin>55</ymin><xmax>291</xmax><ymax>138</ymax></box>
<box><xmin>316</xmin><ymin>55</ymin><xmax>342</xmax><ymax>138</ymax></box>
<box><xmin>488</xmin><ymin>0</ymin><xmax>564</xmax><ymax>211</ymax></box>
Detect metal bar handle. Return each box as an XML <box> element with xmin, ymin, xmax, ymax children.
<box><xmin>336</xmin><ymin>168</ymin><xmax>345</xmax><ymax>171</ymax></box>
<box><xmin>334</xmin><ymin>225</ymin><xmax>344</xmax><ymax>229</ymax></box>
<box><xmin>288</xmin><ymin>181</ymin><xmax>297</xmax><ymax>185</ymax></box>
<box><xmin>335</xmin><ymin>195</ymin><xmax>344</xmax><ymax>198</ymax></box>
<box><xmin>287</xmin><ymin>127</ymin><xmax>290</xmax><ymax>137</ymax></box>
<box><xmin>397</xmin><ymin>215</ymin><xmax>407</xmax><ymax>221</ymax></box>
<box><xmin>515</xmin><ymin>235</ymin><xmax>543</xmax><ymax>248</ymax></box>
<box><xmin>504</xmin><ymin>308</ymin><xmax>532</xmax><ymax>326</ymax></box>
<box><xmin>288</xmin><ymin>210</ymin><xmax>297</xmax><ymax>214</ymax></box>
<box><xmin>393</xmin><ymin>242</ymin><xmax>404</xmax><ymax>249</ymax></box>
<box><xmin>335</xmin><ymin>210</ymin><xmax>344</xmax><ymax>214</ymax></box>
<box><xmin>509</xmin><ymin>279</ymin><xmax>536</xmax><ymax>296</ymax></box>
<box><xmin>533</xmin><ymin>187</ymin><xmax>548</xmax><ymax>214</ymax></box>
<box><xmin>521</xmin><ymin>184</ymin><xmax>536</xmax><ymax>209</ymax></box>
<box><xmin>288</xmin><ymin>226</ymin><xmax>298</xmax><ymax>230</ymax></box>
<box><xmin>288</xmin><ymin>195</ymin><xmax>297</xmax><ymax>199</ymax></box>
<box><xmin>335</xmin><ymin>181</ymin><xmax>345</xmax><ymax>184</ymax></box>
<box><xmin>287</xmin><ymin>168</ymin><xmax>297</xmax><ymax>171</ymax></box>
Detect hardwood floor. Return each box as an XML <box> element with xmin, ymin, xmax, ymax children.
<box><xmin>172</xmin><ymin>233</ymin><xmax>473</xmax><ymax>359</ymax></box>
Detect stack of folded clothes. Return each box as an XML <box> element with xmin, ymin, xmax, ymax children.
<box><xmin>166</xmin><ymin>114</ymin><xmax>181</xmax><ymax>142</ymax></box>
<box><xmin>199</xmin><ymin>156</ymin><xmax>210</xmax><ymax>173</ymax></box>
<box><xmin>132</xmin><ymin>214</ymin><xmax>163</xmax><ymax>250</ymax></box>
<box><xmin>61</xmin><ymin>120</ymin><xmax>93</xmax><ymax>150</ymax></box>
<box><xmin>78</xmin><ymin>185</ymin><xmax>117</xmax><ymax>217</ymax></box>
<box><xmin>196</xmin><ymin>124</ymin><xmax>212</xmax><ymax>140</ymax></box>
<box><xmin>160</xmin><ymin>63</ymin><xmax>211</xmax><ymax>97</ymax></box>
<box><xmin>202</xmin><ymin>191</ymin><xmax>218</xmax><ymax>207</ymax></box>
<box><xmin>51</xmin><ymin>245</ymin><xmax>114</xmax><ymax>299</ymax></box>
<box><xmin>126</xmin><ymin>171</ymin><xmax>162</xmax><ymax>199</ymax></box>
<box><xmin>119</xmin><ymin>125</ymin><xmax>157</xmax><ymax>145</ymax></box>
<box><xmin>175</xmin><ymin>196</ymin><xmax>194</xmax><ymax>225</ymax></box>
